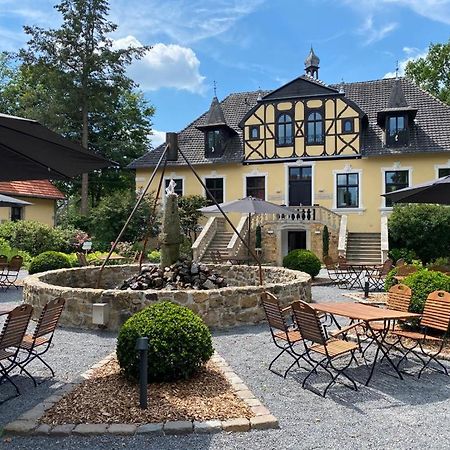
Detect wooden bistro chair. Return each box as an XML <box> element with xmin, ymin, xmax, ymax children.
<box><xmin>0</xmin><ymin>255</ymin><xmax>23</xmax><ymax>291</ymax></box>
<box><xmin>390</xmin><ymin>290</ymin><xmax>450</xmax><ymax>378</ymax></box>
<box><xmin>361</xmin><ymin>284</ymin><xmax>412</xmax><ymax>357</ymax></box>
<box><xmin>15</xmin><ymin>297</ymin><xmax>66</xmax><ymax>386</ymax></box>
<box><xmin>0</xmin><ymin>304</ymin><xmax>33</xmax><ymax>400</ymax></box>
<box><xmin>291</xmin><ymin>301</ymin><xmax>360</xmax><ymax>397</ymax></box>
<box><xmin>393</xmin><ymin>264</ymin><xmax>417</xmax><ymax>283</ymax></box>
<box><xmin>261</xmin><ymin>292</ymin><xmax>312</xmax><ymax>378</ymax></box>
<box><xmin>326</xmin><ymin>255</ymin><xmax>354</xmax><ymax>289</ymax></box>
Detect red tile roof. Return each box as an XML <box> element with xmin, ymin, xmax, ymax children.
<box><xmin>0</xmin><ymin>180</ymin><xmax>65</xmax><ymax>200</ymax></box>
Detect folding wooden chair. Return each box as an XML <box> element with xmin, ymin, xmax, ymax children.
<box><xmin>0</xmin><ymin>255</ymin><xmax>23</xmax><ymax>291</ymax></box>
<box><xmin>15</xmin><ymin>297</ymin><xmax>66</xmax><ymax>385</ymax></box>
<box><xmin>261</xmin><ymin>292</ymin><xmax>312</xmax><ymax>378</ymax></box>
<box><xmin>390</xmin><ymin>290</ymin><xmax>450</xmax><ymax>378</ymax></box>
<box><xmin>0</xmin><ymin>304</ymin><xmax>33</xmax><ymax>400</ymax></box>
<box><xmin>323</xmin><ymin>256</ymin><xmax>345</xmax><ymax>287</ymax></box>
<box><xmin>291</xmin><ymin>300</ymin><xmax>360</xmax><ymax>396</ymax></box>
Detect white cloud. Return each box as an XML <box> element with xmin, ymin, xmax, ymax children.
<box><xmin>113</xmin><ymin>37</ymin><xmax>206</xmax><ymax>94</ymax></box>
<box><xmin>383</xmin><ymin>0</ymin><xmax>450</xmax><ymax>25</ymax></box>
<box><xmin>358</xmin><ymin>16</ymin><xmax>398</xmax><ymax>45</ymax></box>
<box><xmin>149</xmin><ymin>129</ymin><xmax>166</xmax><ymax>149</ymax></box>
<box><xmin>112</xmin><ymin>0</ymin><xmax>266</xmax><ymax>45</ymax></box>
<box><xmin>384</xmin><ymin>47</ymin><xmax>427</xmax><ymax>78</ymax></box>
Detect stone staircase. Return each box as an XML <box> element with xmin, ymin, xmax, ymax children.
<box><xmin>346</xmin><ymin>233</ymin><xmax>382</xmax><ymax>265</ymax></box>
<box><xmin>201</xmin><ymin>231</ymin><xmax>233</xmax><ymax>263</ymax></box>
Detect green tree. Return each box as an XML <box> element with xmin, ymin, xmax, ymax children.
<box><xmin>405</xmin><ymin>40</ymin><xmax>450</xmax><ymax>105</ymax></box>
<box><xmin>177</xmin><ymin>195</ymin><xmax>209</xmax><ymax>243</ymax></box>
<box><xmin>388</xmin><ymin>204</ymin><xmax>450</xmax><ymax>264</ymax></box>
<box><xmin>17</xmin><ymin>0</ymin><xmax>153</xmax><ymax>213</ymax></box>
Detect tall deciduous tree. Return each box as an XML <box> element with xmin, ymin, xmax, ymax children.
<box><xmin>19</xmin><ymin>0</ymin><xmax>152</xmax><ymax>214</ymax></box>
<box><xmin>405</xmin><ymin>41</ymin><xmax>450</xmax><ymax>105</ymax></box>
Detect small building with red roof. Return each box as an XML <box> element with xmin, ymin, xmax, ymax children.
<box><xmin>0</xmin><ymin>180</ymin><xmax>65</xmax><ymax>227</ymax></box>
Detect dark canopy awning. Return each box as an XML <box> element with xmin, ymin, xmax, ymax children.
<box><xmin>0</xmin><ymin>113</ymin><xmax>116</xmax><ymax>181</ymax></box>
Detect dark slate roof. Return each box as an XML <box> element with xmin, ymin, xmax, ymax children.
<box><xmin>336</xmin><ymin>77</ymin><xmax>450</xmax><ymax>156</ymax></box>
<box><xmin>203</xmin><ymin>96</ymin><xmax>227</xmax><ymax>127</ymax></box>
<box><xmin>388</xmin><ymin>79</ymin><xmax>409</xmax><ymax>108</ymax></box>
<box><xmin>262</xmin><ymin>75</ymin><xmax>338</xmax><ymax>101</ymax></box>
<box><xmin>128</xmin><ymin>90</ymin><xmax>270</xmax><ymax>169</ymax></box>
<box><xmin>305</xmin><ymin>47</ymin><xmax>320</xmax><ymax>68</ymax></box>
<box><xmin>129</xmin><ymin>77</ymin><xmax>450</xmax><ymax>168</ymax></box>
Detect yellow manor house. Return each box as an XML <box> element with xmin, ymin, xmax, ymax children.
<box><xmin>129</xmin><ymin>49</ymin><xmax>450</xmax><ymax>266</ymax></box>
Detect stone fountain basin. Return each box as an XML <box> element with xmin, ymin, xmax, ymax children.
<box><xmin>23</xmin><ymin>264</ymin><xmax>311</xmax><ymax>330</ymax></box>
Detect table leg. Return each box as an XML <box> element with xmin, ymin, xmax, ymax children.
<box><xmin>364</xmin><ymin>319</ymin><xmax>404</xmax><ymax>386</ymax></box>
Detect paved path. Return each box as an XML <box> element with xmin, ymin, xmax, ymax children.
<box><xmin>1</xmin><ymin>278</ymin><xmax>449</xmax><ymax>449</ymax></box>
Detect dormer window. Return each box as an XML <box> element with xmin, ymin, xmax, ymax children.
<box><xmin>386</xmin><ymin>115</ymin><xmax>408</xmax><ymax>146</ymax></box>
<box><xmin>206</xmin><ymin>130</ymin><xmax>224</xmax><ymax>157</ymax></box>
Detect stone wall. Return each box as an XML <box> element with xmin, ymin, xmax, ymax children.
<box><xmin>23</xmin><ymin>264</ymin><xmax>311</xmax><ymax>331</ymax></box>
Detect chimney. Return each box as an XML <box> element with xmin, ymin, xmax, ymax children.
<box><xmin>166</xmin><ymin>132</ymin><xmax>178</xmax><ymax>161</ymax></box>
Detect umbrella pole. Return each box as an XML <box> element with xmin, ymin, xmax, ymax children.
<box><xmin>247</xmin><ymin>213</ymin><xmax>251</xmax><ymax>263</ymax></box>
<box><xmin>96</xmin><ymin>145</ymin><xmax>169</xmax><ymax>288</ymax></box>
<box><xmin>177</xmin><ymin>147</ymin><xmax>264</xmax><ymax>286</ymax></box>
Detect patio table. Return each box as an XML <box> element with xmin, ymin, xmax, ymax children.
<box><xmin>347</xmin><ymin>264</ymin><xmax>377</xmax><ymax>290</ymax></box>
<box><xmin>311</xmin><ymin>302</ymin><xmax>420</xmax><ymax>385</ymax></box>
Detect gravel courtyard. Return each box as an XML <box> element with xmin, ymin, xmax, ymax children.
<box><xmin>1</xmin><ymin>278</ymin><xmax>450</xmax><ymax>450</ymax></box>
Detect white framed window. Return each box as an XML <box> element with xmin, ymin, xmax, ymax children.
<box><xmin>163</xmin><ymin>176</ymin><xmax>185</xmax><ymax>200</ymax></box>
<box><xmin>204</xmin><ymin>177</ymin><xmax>224</xmax><ymax>204</ymax></box>
<box><xmin>332</xmin><ymin>166</ymin><xmax>363</xmax><ymax>212</ymax></box>
<box><xmin>435</xmin><ymin>160</ymin><xmax>450</xmax><ymax>179</ymax></box>
<box><xmin>380</xmin><ymin>164</ymin><xmax>412</xmax><ymax>209</ymax></box>
<box><xmin>243</xmin><ymin>170</ymin><xmax>268</xmax><ymax>200</ymax></box>
<box><xmin>284</xmin><ymin>161</ymin><xmax>316</xmax><ymax>206</ymax></box>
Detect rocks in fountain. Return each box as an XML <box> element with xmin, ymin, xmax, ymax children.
<box><xmin>119</xmin><ymin>261</ymin><xmax>227</xmax><ymax>291</ymax></box>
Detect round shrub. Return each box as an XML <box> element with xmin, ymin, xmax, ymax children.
<box><xmin>283</xmin><ymin>249</ymin><xmax>321</xmax><ymax>278</ymax></box>
<box><xmin>117</xmin><ymin>301</ymin><xmax>213</xmax><ymax>382</ymax></box>
<box><xmin>28</xmin><ymin>251</ymin><xmax>72</xmax><ymax>274</ymax></box>
<box><xmin>403</xmin><ymin>270</ymin><xmax>450</xmax><ymax>313</ymax></box>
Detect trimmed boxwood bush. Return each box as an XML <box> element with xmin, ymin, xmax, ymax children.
<box><xmin>283</xmin><ymin>249</ymin><xmax>321</xmax><ymax>278</ymax></box>
<box><xmin>117</xmin><ymin>302</ymin><xmax>213</xmax><ymax>382</ymax></box>
<box><xmin>28</xmin><ymin>251</ymin><xmax>72</xmax><ymax>274</ymax></box>
<box><xmin>384</xmin><ymin>267</ymin><xmax>398</xmax><ymax>291</ymax></box>
<box><xmin>403</xmin><ymin>270</ymin><xmax>450</xmax><ymax>313</ymax></box>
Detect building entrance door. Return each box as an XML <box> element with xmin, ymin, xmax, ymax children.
<box><xmin>288</xmin><ymin>231</ymin><xmax>307</xmax><ymax>253</ymax></box>
<box><xmin>288</xmin><ymin>166</ymin><xmax>312</xmax><ymax>206</ymax></box>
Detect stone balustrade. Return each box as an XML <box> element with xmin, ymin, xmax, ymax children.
<box><xmin>23</xmin><ymin>264</ymin><xmax>311</xmax><ymax>331</ymax></box>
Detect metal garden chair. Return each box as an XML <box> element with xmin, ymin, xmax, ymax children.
<box><xmin>0</xmin><ymin>255</ymin><xmax>23</xmax><ymax>291</ymax></box>
<box><xmin>0</xmin><ymin>304</ymin><xmax>33</xmax><ymax>400</ymax></box>
<box><xmin>366</xmin><ymin>259</ymin><xmax>394</xmax><ymax>291</ymax></box>
<box><xmin>390</xmin><ymin>290</ymin><xmax>450</xmax><ymax>378</ymax></box>
<box><xmin>261</xmin><ymin>292</ymin><xmax>313</xmax><ymax>378</ymax></box>
<box><xmin>15</xmin><ymin>297</ymin><xmax>66</xmax><ymax>385</ymax></box>
<box><xmin>291</xmin><ymin>300</ymin><xmax>360</xmax><ymax>397</ymax></box>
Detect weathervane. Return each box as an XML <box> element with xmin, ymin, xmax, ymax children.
<box><xmin>213</xmin><ymin>80</ymin><xmax>217</xmax><ymax>97</ymax></box>
<box><xmin>395</xmin><ymin>60</ymin><xmax>399</xmax><ymax>79</ymax></box>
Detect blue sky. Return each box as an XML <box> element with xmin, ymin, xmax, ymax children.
<box><xmin>1</xmin><ymin>0</ymin><xmax>450</xmax><ymax>148</ymax></box>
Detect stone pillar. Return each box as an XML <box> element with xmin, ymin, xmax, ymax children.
<box><xmin>160</xmin><ymin>192</ymin><xmax>182</xmax><ymax>268</ymax></box>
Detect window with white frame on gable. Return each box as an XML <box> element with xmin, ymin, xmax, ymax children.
<box><xmin>385</xmin><ymin>170</ymin><xmax>408</xmax><ymax>207</ymax></box>
<box><xmin>246</xmin><ymin>176</ymin><xmax>265</xmax><ymax>199</ymax></box>
<box><xmin>164</xmin><ymin>178</ymin><xmax>183</xmax><ymax>196</ymax></box>
<box><xmin>205</xmin><ymin>178</ymin><xmax>224</xmax><ymax>204</ymax></box>
<box><xmin>336</xmin><ymin>173</ymin><xmax>359</xmax><ymax>208</ymax></box>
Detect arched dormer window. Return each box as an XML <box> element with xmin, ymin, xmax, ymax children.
<box><xmin>306</xmin><ymin>110</ymin><xmax>324</xmax><ymax>144</ymax></box>
<box><xmin>276</xmin><ymin>114</ymin><xmax>293</xmax><ymax>146</ymax></box>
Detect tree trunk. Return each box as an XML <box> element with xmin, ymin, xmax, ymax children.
<box><xmin>80</xmin><ymin>104</ymin><xmax>89</xmax><ymax>215</ymax></box>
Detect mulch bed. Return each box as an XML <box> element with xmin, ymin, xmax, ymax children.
<box><xmin>40</xmin><ymin>358</ymin><xmax>253</xmax><ymax>425</ymax></box>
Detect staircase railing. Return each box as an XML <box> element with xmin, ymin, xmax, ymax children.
<box><xmin>263</xmin><ymin>205</ymin><xmax>341</xmax><ymax>231</ymax></box>
<box><xmin>192</xmin><ymin>216</ymin><xmax>223</xmax><ymax>261</ymax></box>
<box><xmin>381</xmin><ymin>215</ymin><xmax>389</xmax><ymax>263</ymax></box>
<box><xmin>337</xmin><ymin>214</ymin><xmax>348</xmax><ymax>257</ymax></box>
<box><xmin>227</xmin><ymin>216</ymin><xmax>249</xmax><ymax>257</ymax></box>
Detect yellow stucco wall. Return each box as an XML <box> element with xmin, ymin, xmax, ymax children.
<box><xmin>0</xmin><ymin>197</ymin><xmax>56</xmax><ymax>227</ymax></box>
<box><xmin>136</xmin><ymin>152</ymin><xmax>450</xmax><ymax>233</ymax></box>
